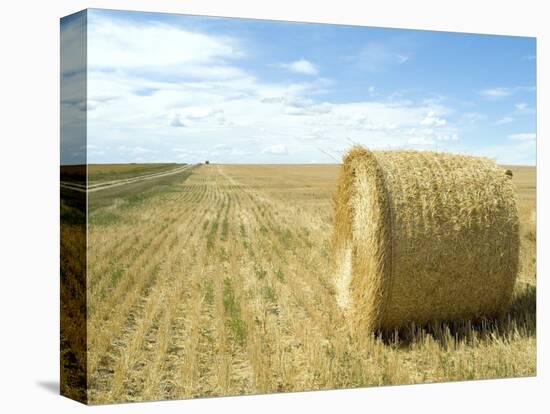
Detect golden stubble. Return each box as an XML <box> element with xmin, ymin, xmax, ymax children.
<box><xmin>86</xmin><ymin>161</ymin><xmax>535</xmax><ymax>404</ymax></box>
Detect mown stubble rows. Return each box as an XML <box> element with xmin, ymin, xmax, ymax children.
<box><xmin>86</xmin><ymin>163</ymin><xmax>536</xmax><ymax>404</ymax></box>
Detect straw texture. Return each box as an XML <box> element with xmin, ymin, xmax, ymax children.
<box><xmin>333</xmin><ymin>146</ymin><xmax>520</xmax><ymax>332</ymax></box>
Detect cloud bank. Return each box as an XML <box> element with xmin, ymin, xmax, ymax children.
<box><xmin>83</xmin><ymin>10</ymin><xmax>536</xmax><ymax>165</ymax></box>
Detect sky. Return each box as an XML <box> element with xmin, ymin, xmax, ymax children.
<box><xmin>61</xmin><ymin>9</ymin><xmax>536</xmax><ymax>165</ymax></box>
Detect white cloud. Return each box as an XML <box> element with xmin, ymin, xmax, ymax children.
<box><xmin>262</xmin><ymin>144</ymin><xmax>288</xmax><ymax>155</ymax></box>
<box><xmin>480</xmin><ymin>87</ymin><xmax>511</xmax><ymax>98</ymax></box>
<box><xmin>496</xmin><ymin>116</ymin><xmax>515</xmax><ymax>125</ymax></box>
<box><xmin>133</xmin><ymin>146</ymin><xmax>155</xmax><ymax>154</ymax></box>
<box><xmin>509</xmin><ymin>133</ymin><xmax>536</xmax><ymax>141</ymax></box>
<box><xmin>345</xmin><ymin>113</ymin><xmax>388</xmax><ymax>131</ymax></box>
<box><xmin>405</xmin><ymin>127</ymin><xmax>458</xmax><ymax>147</ymax></box>
<box><xmin>408</xmin><ymin>136</ymin><xmax>435</xmax><ymax>146</ymax></box>
<box><xmin>170</xmin><ymin>106</ymin><xmax>235</xmax><ymax>127</ymax></box>
<box><xmin>302</xmin><ymin>127</ymin><xmax>330</xmax><ymax>141</ymax></box>
<box><xmin>396</xmin><ymin>54</ymin><xmax>409</xmax><ymax>64</ymax></box>
<box><xmin>88</xmin><ymin>63</ymin><xmax>461</xmax><ymax>162</ymax></box>
<box><xmin>280</xmin><ymin>59</ymin><xmax>319</xmax><ymax>76</ymax></box>
<box><xmin>352</xmin><ymin>42</ymin><xmax>410</xmax><ymax>72</ymax></box>
<box><xmin>457</xmin><ymin>113</ymin><xmax>487</xmax><ymax>126</ymax></box>
<box><xmin>88</xmin><ymin>15</ymin><xmax>243</xmax><ymax>75</ymax></box>
<box><xmin>117</xmin><ymin>145</ymin><xmax>156</xmax><ymax>154</ymax></box>
<box><xmin>182</xmin><ymin>107</ymin><xmax>223</xmax><ymax>120</ymax></box>
<box><xmin>420</xmin><ymin>111</ymin><xmax>447</xmax><ymax>126</ymax></box>
<box><xmin>480</xmin><ymin>86</ymin><xmax>535</xmax><ymax>99</ymax></box>
<box><xmin>476</xmin><ymin>139</ymin><xmax>535</xmax><ymax>165</ymax></box>
<box><xmin>515</xmin><ymin>102</ymin><xmax>528</xmax><ymax>111</ymax></box>
<box><xmin>230</xmin><ymin>148</ymin><xmax>249</xmax><ymax>156</ymax></box>
<box><xmin>283</xmin><ymin>96</ymin><xmax>332</xmax><ymax>116</ymax></box>
<box><xmin>84</xmin><ymin>13</ymin><xmax>506</xmax><ymax>164</ymax></box>
<box><xmin>212</xmin><ymin>144</ymin><xmax>250</xmax><ymax>157</ymax></box>
<box><xmin>170</xmin><ymin>113</ymin><xmax>186</xmax><ymax>127</ymax></box>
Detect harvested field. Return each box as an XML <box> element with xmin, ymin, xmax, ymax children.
<box><xmin>86</xmin><ymin>163</ymin><xmax>536</xmax><ymax>404</ymax></box>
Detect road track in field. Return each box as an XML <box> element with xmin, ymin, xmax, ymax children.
<box><xmin>60</xmin><ymin>164</ymin><xmax>196</xmax><ymax>193</ymax></box>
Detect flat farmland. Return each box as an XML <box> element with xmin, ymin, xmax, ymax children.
<box><xmin>86</xmin><ymin>163</ymin><xmax>536</xmax><ymax>403</ymax></box>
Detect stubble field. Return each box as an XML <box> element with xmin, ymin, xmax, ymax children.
<box><xmin>86</xmin><ymin>163</ymin><xmax>536</xmax><ymax>404</ymax></box>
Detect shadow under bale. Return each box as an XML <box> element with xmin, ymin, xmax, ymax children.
<box><xmin>377</xmin><ymin>283</ymin><xmax>536</xmax><ymax>348</ymax></box>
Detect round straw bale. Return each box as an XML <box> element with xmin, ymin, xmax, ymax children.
<box><xmin>333</xmin><ymin>146</ymin><xmax>520</xmax><ymax>332</ymax></box>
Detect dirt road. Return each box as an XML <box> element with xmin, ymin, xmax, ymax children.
<box><xmin>60</xmin><ymin>164</ymin><xmax>196</xmax><ymax>193</ymax></box>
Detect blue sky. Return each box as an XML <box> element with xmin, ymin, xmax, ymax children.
<box><xmin>62</xmin><ymin>8</ymin><xmax>536</xmax><ymax>165</ymax></box>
